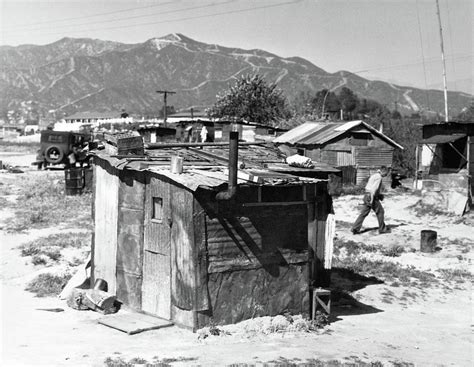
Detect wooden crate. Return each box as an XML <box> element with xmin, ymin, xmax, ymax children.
<box><xmin>104</xmin><ymin>133</ymin><xmax>144</xmax><ymax>156</ymax></box>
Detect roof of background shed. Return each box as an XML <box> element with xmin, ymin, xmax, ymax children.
<box><xmin>420</xmin><ymin>134</ymin><xmax>466</xmax><ymax>144</ymax></box>
<box><xmin>274</xmin><ymin>120</ymin><xmax>404</xmax><ymax>149</ymax></box>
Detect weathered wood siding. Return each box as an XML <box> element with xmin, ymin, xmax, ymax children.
<box><xmin>204</xmin><ymin>204</ymin><xmax>309</xmax><ymax>325</ymax></box>
<box><xmin>93</xmin><ymin>162</ymin><xmax>119</xmax><ymax>294</ymax></box>
<box><xmin>116</xmin><ymin>170</ymin><xmax>145</xmax><ymax>310</ymax></box>
<box><xmin>170</xmin><ymin>185</ymin><xmax>196</xmax><ymax>312</ymax></box>
<box><xmin>142</xmin><ymin>176</ymin><xmax>172</xmax><ymax>319</ymax></box>
<box><xmin>469</xmin><ymin>136</ymin><xmax>474</xmax><ymax>194</ymax></box>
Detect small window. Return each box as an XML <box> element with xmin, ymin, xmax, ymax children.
<box><xmin>297</xmin><ymin>148</ymin><xmax>305</xmax><ymax>156</ymax></box>
<box><xmin>152</xmin><ymin>197</ymin><xmax>163</xmax><ymax>222</ymax></box>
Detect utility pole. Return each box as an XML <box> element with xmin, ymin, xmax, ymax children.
<box><xmin>435</xmin><ymin>0</ymin><xmax>449</xmax><ymax>122</ymax></box>
<box><xmin>156</xmin><ymin>90</ymin><xmax>176</xmax><ymax>127</ymax></box>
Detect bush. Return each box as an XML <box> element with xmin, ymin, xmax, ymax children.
<box><xmin>25</xmin><ymin>273</ymin><xmax>72</xmax><ymax>297</ymax></box>
<box><xmin>19</xmin><ymin>232</ymin><xmax>89</xmax><ymax>264</ymax></box>
<box><xmin>5</xmin><ymin>173</ymin><xmax>92</xmax><ymax>232</ymax></box>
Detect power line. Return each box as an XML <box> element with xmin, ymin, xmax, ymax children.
<box><xmin>3</xmin><ymin>0</ymin><xmax>300</xmax><ymax>38</ymax></box>
<box><xmin>444</xmin><ymin>0</ymin><xmax>458</xmax><ymax>91</ymax></box>
<box><xmin>6</xmin><ymin>1</ymin><xmax>175</xmax><ymax>29</ymax></box>
<box><xmin>5</xmin><ymin>1</ymin><xmax>231</xmax><ymax>33</ymax></box>
<box><xmin>350</xmin><ymin>54</ymin><xmax>472</xmax><ymax>75</ymax></box>
<box><xmin>415</xmin><ymin>0</ymin><xmax>431</xmax><ymax>110</ymax></box>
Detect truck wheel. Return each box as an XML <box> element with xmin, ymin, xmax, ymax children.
<box><xmin>44</xmin><ymin>145</ymin><xmax>64</xmax><ymax>164</ymax></box>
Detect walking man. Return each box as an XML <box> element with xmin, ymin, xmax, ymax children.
<box><xmin>352</xmin><ymin>166</ymin><xmax>391</xmax><ymax>235</ymax></box>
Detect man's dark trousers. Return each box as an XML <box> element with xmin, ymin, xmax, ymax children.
<box><xmin>352</xmin><ymin>193</ymin><xmax>387</xmax><ymax>233</ymax></box>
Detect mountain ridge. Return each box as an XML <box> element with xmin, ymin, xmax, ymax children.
<box><xmin>0</xmin><ymin>33</ymin><xmax>471</xmax><ymax>121</ymax></box>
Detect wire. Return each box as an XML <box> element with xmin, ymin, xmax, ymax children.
<box><xmin>4</xmin><ymin>1</ymin><xmax>233</xmax><ymax>33</ymax></box>
<box><xmin>350</xmin><ymin>54</ymin><xmax>472</xmax><ymax>75</ymax></box>
<box><xmin>445</xmin><ymin>0</ymin><xmax>458</xmax><ymax>91</ymax></box>
<box><xmin>6</xmin><ymin>1</ymin><xmax>175</xmax><ymax>29</ymax></box>
<box><xmin>3</xmin><ymin>0</ymin><xmax>300</xmax><ymax>37</ymax></box>
<box><xmin>415</xmin><ymin>0</ymin><xmax>431</xmax><ymax>110</ymax></box>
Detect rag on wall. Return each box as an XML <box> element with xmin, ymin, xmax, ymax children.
<box><xmin>324</xmin><ymin>214</ymin><xmax>335</xmax><ymax>269</ymax></box>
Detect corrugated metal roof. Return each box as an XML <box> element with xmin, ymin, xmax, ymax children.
<box><xmin>273</xmin><ymin>120</ymin><xmax>404</xmax><ymax>150</ymax></box>
<box><xmin>273</xmin><ymin>122</ymin><xmax>326</xmax><ymax>144</ymax></box>
<box><xmin>420</xmin><ymin>134</ymin><xmax>466</xmax><ymax>144</ymax></box>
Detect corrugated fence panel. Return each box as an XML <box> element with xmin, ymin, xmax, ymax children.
<box><xmin>355</xmin><ymin>147</ymin><xmax>393</xmax><ymax>167</ymax></box>
<box><xmin>93</xmin><ymin>163</ymin><xmax>119</xmax><ymax>294</ymax></box>
<box><xmin>336</xmin><ymin>151</ymin><xmax>355</xmax><ymax>166</ymax></box>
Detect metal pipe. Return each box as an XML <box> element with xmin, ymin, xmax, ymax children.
<box><xmin>216</xmin><ymin>131</ymin><xmax>239</xmax><ymax>200</ymax></box>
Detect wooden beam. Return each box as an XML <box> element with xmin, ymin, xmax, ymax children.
<box><xmin>146</xmin><ymin>141</ymin><xmax>266</xmax><ymax>149</ymax></box>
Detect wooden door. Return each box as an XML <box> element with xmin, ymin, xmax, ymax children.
<box><xmin>142</xmin><ymin>177</ymin><xmax>171</xmax><ymax>319</ymax></box>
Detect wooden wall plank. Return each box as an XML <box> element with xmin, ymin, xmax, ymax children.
<box><xmin>193</xmin><ymin>199</ymin><xmax>209</xmax><ymax>312</ymax></box>
<box><xmin>142</xmin><ymin>175</ymin><xmax>172</xmax><ymax>319</ymax></box>
<box><xmin>170</xmin><ymin>186</ymin><xmax>195</xmax><ymax>310</ymax></box>
<box><xmin>116</xmin><ymin>171</ymin><xmax>145</xmax><ymax>309</ymax></box>
<box><xmin>93</xmin><ymin>163</ymin><xmax>119</xmax><ymax>294</ymax></box>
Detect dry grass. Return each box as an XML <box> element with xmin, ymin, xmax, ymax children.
<box><xmin>1</xmin><ymin>173</ymin><xmax>92</xmax><ymax>232</ymax></box>
<box><xmin>0</xmin><ymin>140</ymin><xmax>39</xmax><ymax>154</ymax></box>
<box><xmin>25</xmin><ymin>273</ymin><xmax>72</xmax><ymax>297</ymax></box>
<box><xmin>104</xmin><ymin>356</ymin><xmax>197</xmax><ymax>367</ymax></box>
<box><xmin>340</xmin><ymin>184</ymin><xmax>365</xmax><ymax>196</ymax></box>
<box><xmin>20</xmin><ymin>232</ymin><xmax>90</xmax><ymax>266</ymax></box>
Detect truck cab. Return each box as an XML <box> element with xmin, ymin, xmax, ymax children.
<box><xmin>34</xmin><ymin>130</ymin><xmax>93</xmax><ymax>169</ymax></box>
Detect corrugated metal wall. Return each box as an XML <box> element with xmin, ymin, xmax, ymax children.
<box><xmin>355</xmin><ymin>147</ymin><xmax>393</xmax><ymax>167</ymax></box>
<box><xmin>336</xmin><ymin>151</ymin><xmax>355</xmax><ymax>166</ymax></box>
<box><xmin>93</xmin><ymin>163</ymin><xmax>119</xmax><ymax>294</ymax></box>
<box><xmin>354</xmin><ymin>147</ymin><xmax>393</xmax><ymax>186</ymax></box>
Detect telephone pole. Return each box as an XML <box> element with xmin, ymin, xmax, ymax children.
<box><xmin>435</xmin><ymin>0</ymin><xmax>449</xmax><ymax>122</ymax></box>
<box><xmin>156</xmin><ymin>90</ymin><xmax>176</xmax><ymax>126</ymax></box>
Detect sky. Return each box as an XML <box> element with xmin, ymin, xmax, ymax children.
<box><xmin>1</xmin><ymin>0</ymin><xmax>472</xmax><ymax>94</ymax></box>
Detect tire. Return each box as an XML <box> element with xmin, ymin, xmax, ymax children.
<box><xmin>44</xmin><ymin>145</ymin><xmax>65</xmax><ymax>164</ymax></box>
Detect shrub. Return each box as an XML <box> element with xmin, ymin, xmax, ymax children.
<box><xmin>31</xmin><ymin>254</ymin><xmax>48</xmax><ymax>266</ymax></box>
<box><xmin>5</xmin><ymin>173</ymin><xmax>92</xmax><ymax>232</ymax></box>
<box><xmin>25</xmin><ymin>273</ymin><xmax>72</xmax><ymax>297</ymax></box>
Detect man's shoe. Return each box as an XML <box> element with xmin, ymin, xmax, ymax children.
<box><xmin>379</xmin><ymin>228</ymin><xmax>391</xmax><ymax>234</ymax></box>
<box><xmin>351</xmin><ymin>229</ymin><xmax>360</xmax><ymax>235</ymax></box>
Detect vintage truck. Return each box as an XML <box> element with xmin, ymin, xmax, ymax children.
<box><xmin>33</xmin><ymin>130</ymin><xmax>96</xmax><ymax>169</ymax></box>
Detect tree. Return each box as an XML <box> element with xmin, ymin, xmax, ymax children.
<box><xmin>338</xmin><ymin>87</ymin><xmax>359</xmax><ymax>120</ymax></box>
<box><xmin>455</xmin><ymin>101</ymin><xmax>474</xmax><ymax>122</ymax></box>
<box><xmin>207</xmin><ymin>74</ymin><xmax>291</xmax><ymax>124</ymax></box>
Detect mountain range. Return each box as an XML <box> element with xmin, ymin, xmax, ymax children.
<box><xmin>1</xmin><ymin>33</ymin><xmax>472</xmax><ymax>121</ymax></box>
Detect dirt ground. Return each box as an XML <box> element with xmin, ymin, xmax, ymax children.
<box><xmin>0</xmin><ymin>152</ymin><xmax>472</xmax><ymax>367</ymax></box>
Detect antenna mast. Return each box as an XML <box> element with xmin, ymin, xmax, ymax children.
<box><xmin>435</xmin><ymin>0</ymin><xmax>449</xmax><ymax>122</ymax></box>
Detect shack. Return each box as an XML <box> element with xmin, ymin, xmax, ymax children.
<box><xmin>416</xmin><ymin>121</ymin><xmax>473</xmax><ymax>214</ymax></box>
<box><xmin>274</xmin><ymin>120</ymin><xmax>403</xmax><ymax>185</ymax></box>
<box><xmin>91</xmin><ymin>134</ymin><xmax>336</xmax><ymax>330</ymax></box>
